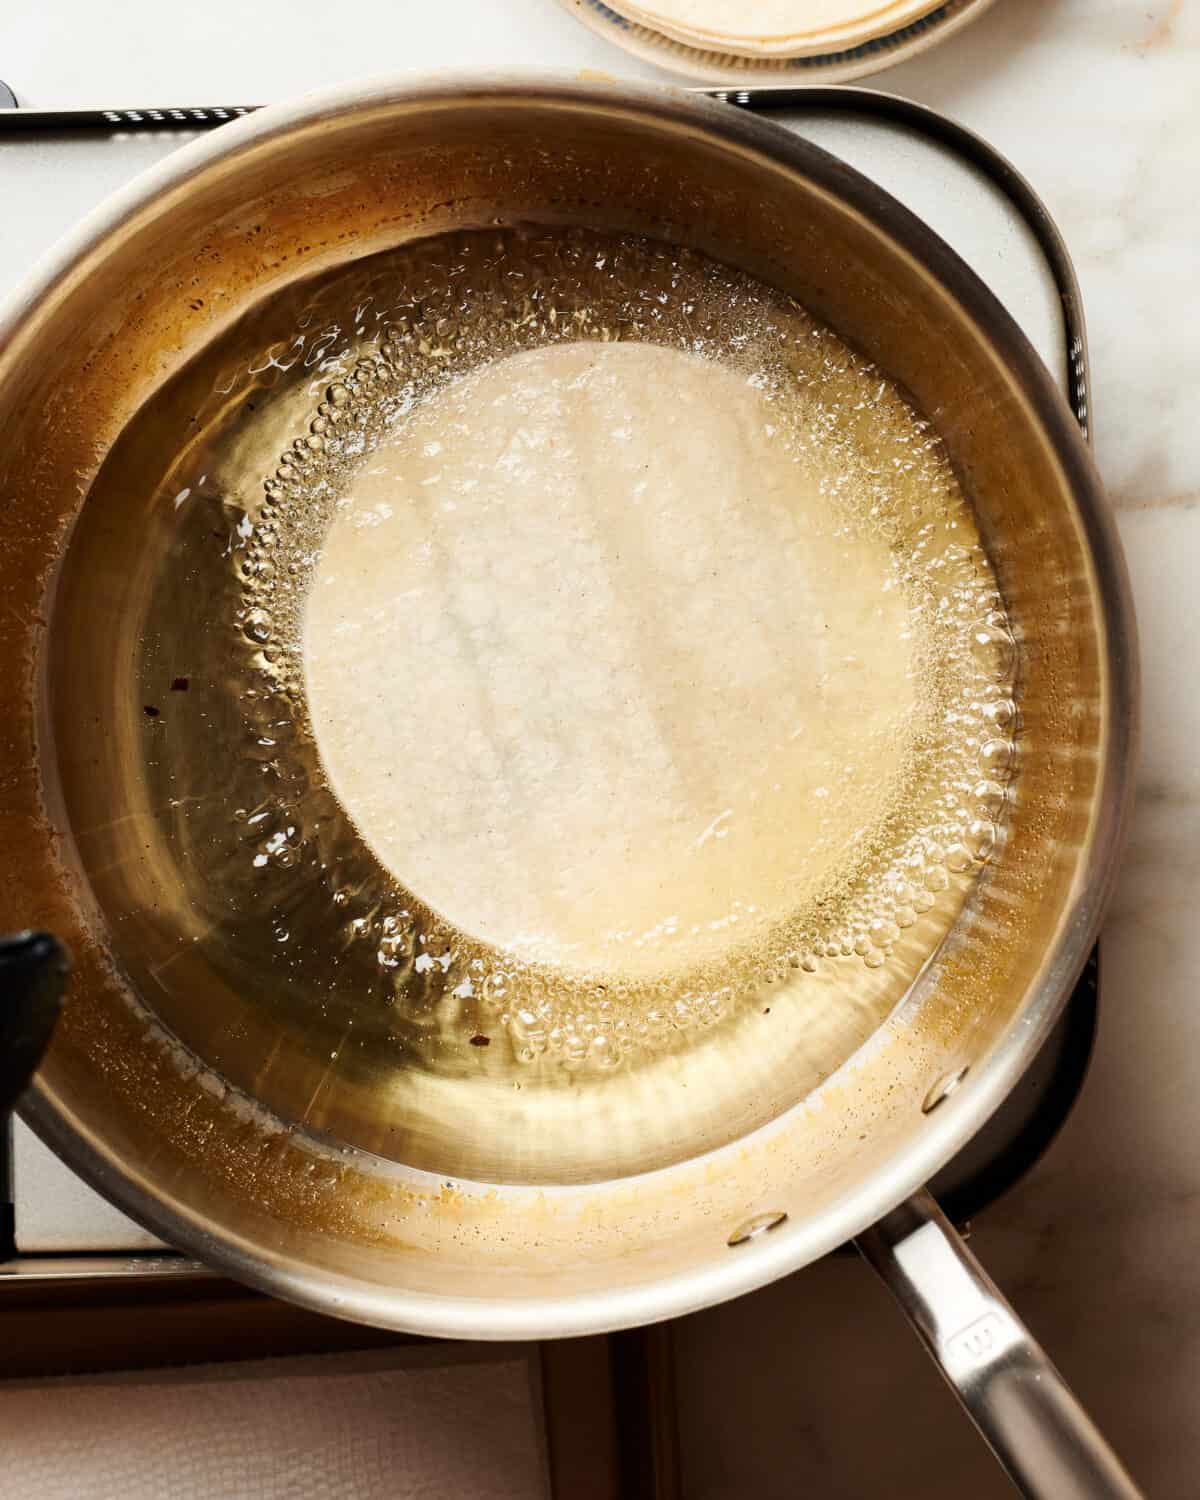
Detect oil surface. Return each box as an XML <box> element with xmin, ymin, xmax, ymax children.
<box><xmin>52</xmin><ymin>227</ymin><xmax>1017</xmax><ymax>1179</ymax></box>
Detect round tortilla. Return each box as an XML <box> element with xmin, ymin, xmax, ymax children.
<box><xmin>303</xmin><ymin>341</ymin><xmax>914</xmax><ymax>978</ymax></box>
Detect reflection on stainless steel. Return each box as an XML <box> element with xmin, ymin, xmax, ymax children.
<box><xmin>0</xmin><ymin>74</ymin><xmax>1135</xmax><ymax>1387</ymax></box>
<box><xmin>859</xmin><ymin>1193</ymin><xmax>1143</xmax><ymax>1500</ymax></box>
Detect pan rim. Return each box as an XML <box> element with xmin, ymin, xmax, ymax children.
<box><xmin>11</xmin><ymin>70</ymin><xmax>1138</xmax><ymax>1337</ymax></box>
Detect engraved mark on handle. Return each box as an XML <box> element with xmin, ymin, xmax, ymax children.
<box><xmin>946</xmin><ymin>1311</ymin><xmax>1009</xmax><ymax>1366</ymax></box>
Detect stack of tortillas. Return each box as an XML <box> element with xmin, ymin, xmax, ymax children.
<box><xmin>601</xmin><ymin>0</ymin><xmax>945</xmax><ymax>58</ymax></box>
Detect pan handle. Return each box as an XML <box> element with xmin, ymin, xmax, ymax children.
<box><xmin>0</xmin><ymin>930</ymin><xmax>69</xmax><ymax>1113</ymax></box>
<box><xmin>856</xmin><ymin>1190</ymin><xmax>1142</xmax><ymax>1500</ymax></box>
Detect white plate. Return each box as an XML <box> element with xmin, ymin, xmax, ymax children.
<box><xmin>555</xmin><ymin>0</ymin><xmax>997</xmax><ymax>83</ymax></box>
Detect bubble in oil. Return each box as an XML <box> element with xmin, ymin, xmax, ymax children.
<box><xmin>971</xmin><ymin>620</ymin><xmax>1017</xmax><ymax>680</ymax></box>
<box><xmin>979</xmin><ymin>738</ymin><xmax>1015</xmax><ymax>778</ymax></box>
<box><xmin>243</xmin><ymin>608</ymin><xmax>273</xmax><ymax>644</ymax></box>
<box><xmin>985</xmin><ymin>697</ymin><xmax>1017</xmax><ymax>731</ymax></box>
<box><xmin>974</xmin><ymin>779</ymin><xmax>1007</xmax><ymax>819</ymax></box>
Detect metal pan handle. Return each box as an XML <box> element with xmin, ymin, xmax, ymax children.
<box><xmin>857</xmin><ymin>1190</ymin><xmax>1142</xmax><ymax>1499</ymax></box>
<box><xmin>0</xmin><ymin>930</ymin><xmax>69</xmax><ymax>1113</ymax></box>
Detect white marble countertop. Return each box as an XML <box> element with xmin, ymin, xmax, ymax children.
<box><xmin>5</xmin><ymin>0</ymin><xmax>1197</xmax><ymax>1493</ymax></box>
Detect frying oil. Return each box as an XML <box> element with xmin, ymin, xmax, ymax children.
<box><xmin>64</xmin><ymin>225</ymin><xmax>1019</xmax><ymax>1181</ymax></box>
<box><xmin>223</xmin><ymin>228</ymin><xmax>1016</xmax><ymax>1073</ymax></box>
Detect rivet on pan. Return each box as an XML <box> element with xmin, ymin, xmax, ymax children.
<box><xmin>922</xmin><ymin>1066</ymin><xmax>970</xmax><ymax>1114</ymax></box>
<box><xmin>727</xmin><ymin>1210</ymin><xmax>788</xmax><ymax>1247</ymax></box>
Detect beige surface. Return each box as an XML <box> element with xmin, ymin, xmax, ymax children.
<box><xmin>11</xmin><ymin>1119</ymin><xmax>164</xmax><ymax>1251</ymax></box>
<box><xmin>0</xmin><ymin>1348</ymin><xmax>548</xmax><ymax>1500</ymax></box>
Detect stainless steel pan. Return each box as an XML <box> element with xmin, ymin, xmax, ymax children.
<box><xmin>0</xmin><ymin>76</ymin><xmax>1139</xmax><ymax>1496</ymax></box>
